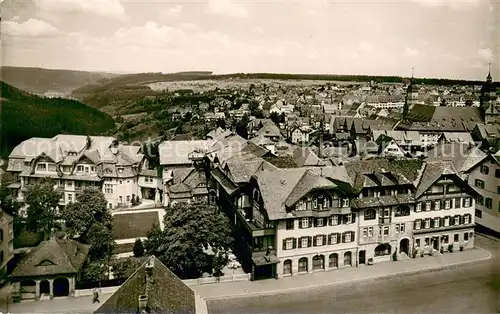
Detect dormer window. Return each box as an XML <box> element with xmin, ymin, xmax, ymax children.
<box><xmin>36</xmin><ymin>164</ymin><xmax>47</xmax><ymax>171</ymax></box>
<box><xmin>77</xmin><ymin>165</ymin><xmax>84</xmax><ymax>173</ymax></box>
<box><xmin>118</xmin><ymin>168</ymin><xmax>124</xmax><ymax>173</ymax></box>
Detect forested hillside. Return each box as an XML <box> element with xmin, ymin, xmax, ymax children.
<box><xmin>1</xmin><ymin>66</ymin><xmax>119</xmax><ymax>95</ymax></box>
<box><xmin>0</xmin><ymin>81</ymin><xmax>115</xmax><ymax>157</ymax></box>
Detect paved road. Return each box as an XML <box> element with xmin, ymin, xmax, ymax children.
<box><xmin>208</xmin><ymin>236</ymin><xmax>500</xmax><ymax>314</ymax></box>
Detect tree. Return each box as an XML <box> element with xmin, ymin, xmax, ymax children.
<box><xmin>270</xmin><ymin>112</ymin><xmax>281</xmax><ymax>125</ymax></box>
<box><xmin>61</xmin><ymin>188</ymin><xmax>113</xmax><ymax>240</ymax></box>
<box><xmin>144</xmin><ymin>223</ymin><xmax>163</xmax><ymax>254</ymax></box>
<box><xmin>88</xmin><ymin>222</ymin><xmax>115</xmax><ymax>261</ymax></box>
<box><xmin>212</xmin><ymin>249</ymin><xmax>229</xmax><ymax>278</ymax></box>
<box><xmin>235</xmin><ymin>114</ymin><xmax>249</xmax><ymax>139</ymax></box>
<box><xmin>81</xmin><ymin>261</ymin><xmax>106</xmax><ymax>283</ymax></box>
<box><xmin>146</xmin><ymin>202</ymin><xmax>233</xmax><ymax>279</ymax></box>
<box><xmin>24</xmin><ymin>178</ymin><xmax>61</xmax><ymax>240</ymax></box>
<box><xmin>216</xmin><ymin>118</ymin><xmax>226</xmax><ymax>129</ymax></box>
<box><xmin>133</xmin><ymin>238</ymin><xmax>145</xmax><ymax>257</ymax></box>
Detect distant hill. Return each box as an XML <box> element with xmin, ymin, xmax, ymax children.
<box><xmin>0</xmin><ymin>66</ymin><xmax>120</xmax><ymax>95</ymax></box>
<box><xmin>0</xmin><ymin>81</ymin><xmax>115</xmax><ymax>157</ymax></box>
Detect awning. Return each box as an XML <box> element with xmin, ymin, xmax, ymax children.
<box><xmin>252</xmin><ymin>254</ymin><xmax>279</xmax><ymax>266</ymax></box>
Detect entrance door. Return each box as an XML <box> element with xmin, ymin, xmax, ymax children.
<box><xmin>432</xmin><ymin>237</ymin><xmax>439</xmax><ymax>250</ymax></box>
<box><xmin>400</xmin><ymin>239</ymin><xmax>410</xmax><ymax>255</ymax></box>
<box><xmin>359</xmin><ymin>250</ymin><xmax>366</xmax><ymax>265</ymax></box>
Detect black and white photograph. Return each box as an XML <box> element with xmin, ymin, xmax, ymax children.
<box><xmin>0</xmin><ymin>0</ymin><xmax>499</xmax><ymax>313</ymax></box>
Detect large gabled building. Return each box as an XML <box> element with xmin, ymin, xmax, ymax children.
<box><xmin>6</xmin><ymin>134</ymin><xmax>159</xmax><ymax>212</ymax></box>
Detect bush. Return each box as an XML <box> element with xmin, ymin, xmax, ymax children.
<box><xmin>133</xmin><ymin>238</ymin><xmax>145</xmax><ymax>257</ymax></box>
<box><xmin>110</xmin><ymin>256</ymin><xmax>148</xmax><ymax>280</ymax></box>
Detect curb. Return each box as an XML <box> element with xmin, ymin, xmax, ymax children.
<box><xmin>204</xmin><ymin>247</ymin><xmax>492</xmax><ymax>301</ymax></box>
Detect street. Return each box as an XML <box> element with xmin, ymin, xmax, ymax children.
<box><xmin>208</xmin><ymin>235</ymin><xmax>500</xmax><ymax>314</ymax></box>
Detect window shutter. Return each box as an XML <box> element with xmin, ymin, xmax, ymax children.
<box><xmin>352</xmin><ymin>213</ymin><xmax>356</xmax><ymax>223</ymax></box>
<box><xmin>299</xmin><ymin>219</ymin><xmax>303</xmax><ymax>229</ymax></box>
<box><xmin>307</xmin><ymin>236</ymin><xmax>312</xmax><ymax>247</ymax></box>
<box><xmin>460</xmin><ymin>215</ymin><xmax>464</xmax><ymax>225</ymax></box>
<box><xmin>414</xmin><ymin>220</ymin><xmax>417</xmax><ymax>229</ymax></box>
<box><xmin>314</xmin><ymin>218</ymin><xmax>318</xmax><ymax>227</ymax></box>
<box><xmin>436</xmin><ymin>218</ymin><xmax>440</xmax><ymax>228</ymax></box>
<box><xmin>430</xmin><ymin>219</ymin><xmax>434</xmax><ymax>228</ymax></box>
<box><xmin>440</xmin><ymin>200</ymin><xmax>445</xmax><ymax>210</ymax></box>
<box><xmin>282</xmin><ymin>239</ymin><xmax>287</xmax><ymax>250</ymax></box>
<box><xmin>440</xmin><ymin>217</ymin><xmax>445</xmax><ymax>227</ymax></box>
<box><xmin>309</xmin><ymin>218</ymin><xmax>314</xmax><ymax>228</ymax></box>
<box><xmin>323</xmin><ymin>234</ymin><xmax>327</xmax><ymax>245</ymax></box>
<box><xmin>351</xmin><ymin>231</ymin><xmax>355</xmax><ymax>242</ymax></box>
<box><xmin>298</xmin><ymin>237</ymin><xmax>302</xmax><ymax>248</ymax></box>
<box><xmin>328</xmin><ymin>216</ymin><xmax>333</xmax><ymax>226</ymax></box>
<box><xmin>293</xmin><ymin>238</ymin><xmax>297</xmax><ymax>249</ymax></box>
<box><xmin>455</xmin><ymin>198</ymin><xmax>461</xmax><ymax>208</ymax></box>
<box><xmin>328</xmin><ymin>234</ymin><xmax>332</xmax><ymax>245</ymax></box>
<box><xmin>341</xmin><ymin>233</ymin><xmax>346</xmax><ymax>243</ymax></box>
<box><xmin>313</xmin><ymin>235</ymin><xmax>317</xmax><ymax>247</ymax></box>
<box><xmin>337</xmin><ymin>233</ymin><xmax>341</xmax><ymax>243</ymax></box>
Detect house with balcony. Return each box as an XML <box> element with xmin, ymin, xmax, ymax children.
<box><xmin>6</xmin><ymin>135</ymin><xmax>149</xmax><ymax>212</ymax></box>
<box><xmin>248</xmin><ymin>167</ymin><xmax>355</xmax><ymax>279</ymax></box>
<box><xmin>346</xmin><ymin>159</ymin><xmax>423</xmax><ymax>264</ymax></box>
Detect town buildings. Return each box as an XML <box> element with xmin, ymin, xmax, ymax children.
<box><xmin>210</xmin><ymin>156</ymin><xmax>478</xmax><ymax>280</ymax></box>
<box><xmin>6</xmin><ymin>135</ymin><xmax>160</xmax><ymax>213</ymax></box>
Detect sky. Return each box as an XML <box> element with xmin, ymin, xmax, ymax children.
<box><xmin>1</xmin><ymin>0</ymin><xmax>498</xmax><ymax>80</ymax></box>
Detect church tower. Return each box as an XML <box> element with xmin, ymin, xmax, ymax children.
<box><xmin>480</xmin><ymin>64</ymin><xmax>499</xmax><ymax>124</ymax></box>
<box><xmin>403</xmin><ymin>68</ymin><xmax>418</xmax><ymax>119</ymax></box>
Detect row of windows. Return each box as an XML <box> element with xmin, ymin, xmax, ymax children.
<box><xmin>477</xmin><ymin>196</ymin><xmax>494</xmax><ymax>209</ymax></box>
<box><xmin>295</xmin><ymin>197</ymin><xmax>350</xmax><ymax>211</ymax></box>
<box><xmin>76</xmin><ymin>165</ymin><xmax>96</xmax><ymax>174</ymax></box>
<box><xmin>282</xmin><ymin>232</ymin><xmax>356</xmax><ymax>250</ymax></box>
<box><xmin>415</xmin><ymin>197</ymin><xmax>471</xmax><ymax>212</ymax></box>
<box><xmin>363</xmin><ymin>207</ymin><xmax>410</xmax><ymax>220</ymax></box>
<box><xmin>361</xmin><ymin>223</ymin><xmax>406</xmax><ymax>238</ymax></box>
<box><xmin>415</xmin><ymin>231</ymin><xmax>471</xmax><ymax>247</ymax></box>
<box><xmin>479</xmin><ymin>165</ymin><xmax>500</xmax><ymax>178</ymax></box>
<box><xmin>414</xmin><ymin>214</ymin><xmax>472</xmax><ymax>230</ymax></box>
<box><xmin>283</xmin><ymin>253</ymin><xmax>353</xmax><ymax>274</ymax></box>
<box><xmin>286</xmin><ymin>214</ymin><xmax>357</xmax><ymax>230</ymax></box>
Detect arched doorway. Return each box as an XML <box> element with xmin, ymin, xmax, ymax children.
<box><xmin>283</xmin><ymin>259</ymin><xmax>292</xmax><ymax>275</ymax></box>
<box><xmin>400</xmin><ymin>238</ymin><xmax>410</xmax><ymax>255</ymax></box>
<box><xmin>344</xmin><ymin>252</ymin><xmax>352</xmax><ymax>266</ymax></box>
<box><xmin>329</xmin><ymin>253</ymin><xmax>338</xmax><ymax>268</ymax></box>
<box><xmin>298</xmin><ymin>257</ymin><xmax>308</xmax><ymax>273</ymax></box>
<box><xmin>53</xmin><ymin>278</ymin><xmax>69</xmax><ymax>297</ymax></box>
<box><xmin>359</xmin><ymin>250</ymin><xmax>366</xmax><ymax>265</ymax></box>
<box><xmin>39</xmin><ymin>280</ymin><xmax>50</xmax><ymax>295</ymax></box>
<box><xmin>312</xmin><ymin>255</ymin><xmax>325</xmax><ymax>271</ymax></box>
<box><xmin>375</xmin><ymin>243</ymin><xmax>392</xmax><ymax>257</ymax></box>
<box><xmin>20</xmin><ymin>280</ymin><xmax>36</xmax><ymax>300</ymax></box>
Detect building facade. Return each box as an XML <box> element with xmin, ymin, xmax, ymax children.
<box><xmin>6</xmin><ymin>135</ymin><xmax>159</xmax><ymax>212</ymax></box>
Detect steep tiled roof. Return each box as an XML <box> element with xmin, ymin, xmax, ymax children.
<box><xmin>12</xmin><ymin>237</ymin><xmax>89</xmax><ymax>277</ymax></box>
<box><xmin>293</xmin><ymin>147</ymin><xmax>325</xmax><ymax>167</ymax></box>
<box><xmin>426</xmin><ymin>143</ymin><xmax>487</xmax><ymax>173</ymax></box>
<box><xmin>415</xmin><ymin>161</ymin><xmax>458</xmax><ymax>198</ymax></box>
<box><xmin>159</xmin><ymin>140</ymin><xmax>213</xmax><ymax>165</ymax></box>
<box><xmin>284</xmin><ymin>170</ymin><xmax>337</xmax><ymax>207</ymax></box>
<box><xmin>95</xmin><ymin>256</ymin><xmax>195</xmax><ymax>314</ymax></box>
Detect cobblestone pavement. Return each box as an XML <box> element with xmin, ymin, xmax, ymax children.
<box><xmin>208</xmin><ymin>235</ymin><xmax>500</xmax><ymax>313</ymax></box>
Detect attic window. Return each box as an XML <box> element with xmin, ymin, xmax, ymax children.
<box><xmin>37</xmin><ymin>259</ymin><xmax>56</xmax><ymax>267</ymax></box>
<box><xmin>104</xmin><ymin>168</ymin><xmax>112</xmax><ymax>173</ymax></box>
<box><xmin>118</xmin><ymin>168</ymin><xmax>124</xmax><ymax>173</ymax></box>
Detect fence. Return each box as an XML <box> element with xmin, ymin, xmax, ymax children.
<box><xmin>182</xmin><ymin>273</ymin><xmax>251</xmax><ymax>286</ymax></box>
<box><xmin>75</xmin><ymin>273</ymin><xmax>251</xmax><ymax>295</ymax></box>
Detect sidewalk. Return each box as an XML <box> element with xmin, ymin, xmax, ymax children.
<box><xmin>193</xmin><ymin>247</ymin><xmax>491</xmax><ymax>300</ymax></box>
